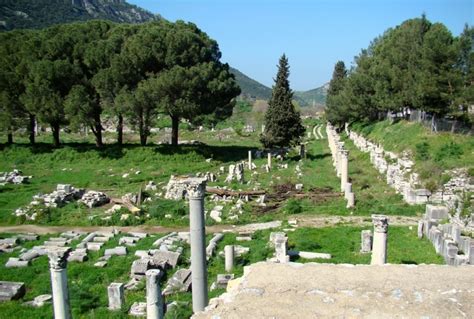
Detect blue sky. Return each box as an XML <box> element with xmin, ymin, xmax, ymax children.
<box><xmin>129</xmin><ymin>0</ymin><xmax>473</xmax><ymax>91</ymax></box>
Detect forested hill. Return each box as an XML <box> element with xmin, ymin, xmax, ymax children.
<box><xmin>229</xmin><ymin>67</ymin><xmax>327</xmax><ymax>106</ymax></box>
<box><xmin>294</xmin><ymin>83</ymin><xmax>328</xmax><ymax>107</ymax></box>
<box><xmin>0</xmin><ymin>0</ymin><xmax>159</xmax><ymax>31</ymax></box>
<box><xmin>229</xmin><ymin>67</ymin><xmax>273</xmax><ymax>100</ymax></box>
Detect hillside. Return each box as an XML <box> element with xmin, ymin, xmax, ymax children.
<box><xmin>0</xmin><ymin>0</ymin><xmax>159</xmax><ymax>31</ymax></box>
<box><xmin>294</xmin><ymin>83</ymin><xmax>328</xmax><ymax>107</ymax></box>
<box><xmin>230</xmin><ymin>67</ymin><xmax>328</xmax><ymax>106</ymax></box>
<box><xmin>229</xmin><ymin>67</ymin><xmax>272</xmax><ymax>100</ymax></box>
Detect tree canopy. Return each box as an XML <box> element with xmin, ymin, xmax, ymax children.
<box><xmin>0</xmin><ymin>19</ymin><xmax>240</xmax><ymax>146</ymax></box>
<box><xmin>261</xmin><ymin>54</ymin><xmax>305</xmax><ymax>148</ymax></box>
<box><xmin>326</xmin><ymin>16</ymin><xmax>473</xmax><ymax>128</ymax></box>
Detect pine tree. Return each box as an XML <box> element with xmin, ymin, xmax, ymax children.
<box><xmin>326</xmin><ymin>61</ymin><xmax>348</xmax><ymax>127</ymax></box>
<box><xmin>260</xmin><ymin>54</ymin><xmax>305</xmax><ymax>148</ymax></box>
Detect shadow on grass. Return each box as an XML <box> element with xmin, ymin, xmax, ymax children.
<box><xmin>0</xmin><ymin>142</ymin><xmax>258</xmax><ymax>162</ymax></box>
<box><xmin>401</xmin><ymin>260</ymin><xmax>418</xmax><ymax>265</ymax></box>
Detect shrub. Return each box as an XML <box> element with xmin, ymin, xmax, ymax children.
<box><xmin>285</xmin><ymin>199</ymin><xmax>303</xmax><ymax>214</ymax></box>
<box><xmin>435</xmin><ymin>142</ymin><xmax>463</xmax><ymax>162</ymax></box>
<box><xmin>415</xmin><ymin>142</ymin><xmax>430</xmax><ymax>160</ymax></box>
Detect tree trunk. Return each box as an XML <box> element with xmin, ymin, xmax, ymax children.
<box><xmin>52</xmin><ymin>123</ymin><xmax>60</xmax><ymax>147</ymax></box>
<box><xmin>93</xmin><ymin>113</ymin><xmax>103</xmax><ymax>148</ymax></box>
<box><xmin>139</xmin><ymin>118</ymin><xmax>147</xmax><ymax>146</ymax></box>
<box><xmin>117</xmin><ymin>114</ymin><xmax>123</xmax><ymax>146</ymax></box>
<box><xmin>28</xmin><ymin>114</ymin><xmax>35</xmax><ymax>144</ymax></box>
<box><xmin>7</xmin><ymin>130</ymin><xmax>13</xmax><ymax>144</ymax></box>
<box><xmin>171</xmin><ymin>115</ymin><xmax>179</xmax><ymax>146</ymax></box>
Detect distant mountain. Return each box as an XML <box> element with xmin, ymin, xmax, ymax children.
<box><xmin>0</xmin><ymin>0</ymin><xmax>159</xmax><ymax>31</ymax></box>
<box><xmin>294</xmin><ymin>83</ymin><xmax>328</xmax><ymax>107</ymax></box>
<box><xmin>229</xmin><ymin>67</ymin><xmax>272</xmax><ymax>101</ymax></box>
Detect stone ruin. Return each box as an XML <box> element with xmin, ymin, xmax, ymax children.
<box><xmin>346</xmin><ymin>125</ymin><xmax>473</xmax><ymax>210</ymax></box>
<box><xmin>13</xmin><ymin>184</ymin><xmax>111</xmax><ymax>220</ymax></box>
<box><xmin>326</xmin><ymin>124</ymin><xmax>355</xmax><ymax>208</ymax></box>
<box><xmin>419</xmin><ymin>204</ymin><xmax>474</xmax><ymax>265</ymax></box>
<box><xmin>0</xmin><ymin>169</ymin><xmax>31</xmax><ymax>185</ymax></box>
<box><xmin>225</xmin><ymin>163</ymin><xmax>245</xmax><ymax>184</ymax></box>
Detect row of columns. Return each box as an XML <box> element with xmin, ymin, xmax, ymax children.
<box><xmin>326</xmin><ymin>123</ymin><xmax>354</xmax><ymax>208</ymax></box>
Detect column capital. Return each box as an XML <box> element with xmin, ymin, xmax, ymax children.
<box><xmin>372</xmin><ymin>214</ymin><xmax>389</xmax><ymax>233</ymax></box>
<box><xmin>47</xmin><ymin>247</ymin><xmax>71</xmax><ymax>270</ymax></box>
<box><xmin>174</xmin><ymin>176</ymin><xmax>207</xmax><ymax>200</ymax></box>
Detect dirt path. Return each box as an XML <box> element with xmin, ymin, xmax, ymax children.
<box><xmin>0</xmin><ymin>215</ymin><xmax>419</xmax><ymax>235</ymax></box>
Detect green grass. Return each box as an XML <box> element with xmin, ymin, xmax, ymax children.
<box><xmin>0</xmin><ymin>121</ymin><xmax>425</xmax><ymax>226</ymax></box>
<box><xmin>0</xmin><ymin>225</ymin><xmax>443</xmax><ymax>318</ymax></box>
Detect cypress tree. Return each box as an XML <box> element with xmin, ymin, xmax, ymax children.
<box><xmin>261</xmin><ymin>54</ymin><xmax>305</xmax><ymax>148</ymax></box>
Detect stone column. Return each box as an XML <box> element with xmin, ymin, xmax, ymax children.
<box><xmin>370</xmin><ymin>215</ymin><xmax>389</xmax><ymax>265</ymax></box>
<box><xmin>224</xmin><ymin>245</ymin><xmax>234</xmax><ymax>272</ymax></box>
<box><xmin>344</xmin><ymin>182</ymin><xmax>352</xmax><ymax>200</ymax></box>
<box><xmin>346</xmin><ymin>192</ymin><xmax>355</xmax><ymax>208</ymax></box>
<box><xmin>146</xmin><ymin>269</ymin><xmax>164</xmax><ymax>319</ymax></box>
<box><xmin>248</xmin><ymin>151</ymin><xmax>252</xmax><ymax>170</ymax></box>
<box><xmin>267</xmin><ymin>153</ymin><xmax>272</xmax><ymax>169</ymax></box>
<box><xmin>108</xmin><ymin>282</ymin><xmax>124</xmax><ymax>311</ymax></box>
<box><xmin>47</xmin><ymin>248</ymin><xmax>72</xmax><ymax>319</ymax></box>
<box><xmin>340</xmin><ymin>150</ymin><xmax>348</xmax><ymax>192</ymax></box>
<box><xmin>182</xmin><ymin>177</ymin><xmax>208</xmax><ymax>313</ymax></box>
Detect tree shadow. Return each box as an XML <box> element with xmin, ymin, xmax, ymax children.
<box><xmin>153</xmin><ymin>144</ymin><xmax>257</xmax><ymax>163</ymax></box>
<box><xmin>401</xmin><ymin>260</ymin><xmax>418</xmax><ymax>265</ymax></box>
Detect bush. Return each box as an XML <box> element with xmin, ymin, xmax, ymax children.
<box><xmin>285</xmin><ymin>199</ymin><xmax>303</xmax><ymax>214</ymax></box>
<box><xmin>415</xmin><ymin>142</ymin><xmax>430</xmax><ymax>160</ymax></box>
<box><xmin>435</xmin><ymin>142</ymin><xmax>463</xmax><ymax>162</ymax></box>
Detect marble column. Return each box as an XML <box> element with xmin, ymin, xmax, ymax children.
<box><xmin>371</xmin><ymin>215</ymin><xmax>389</xmax><ymax>265</ymax></box>
<box><xmin>340</xmin><ymin>150</ymin><xmax>348</xmax><ymax>192</ymax></box>
<box><xmin>267</xmin><ymin>153</ymin><xmax>272</xmax><ymax>169</ymax></box>
<box><xmin>47</xmin><ymin>248</ymin><xmax>72</xmax><ymax>319</ymax></box>
<box><xmin>224</xmin><ymin>245</ymin><xmax>234</xmax><ymax>272</ymax></box>
<box><xmin>248</xmin><ymin>151</ymin><xmax>252</xmax><ymax>170</ymax></box>
<box><xmin>146</xmin><ymin>269</ymin><xmax>163</xmax><ymax>319</ymax></box>
<box><xmin>182</xmin><ymin>177</ymin><xmax>208</xmax><ymax>312</ymax></box>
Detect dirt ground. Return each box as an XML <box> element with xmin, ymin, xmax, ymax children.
<box><xmin>0</xmin><ymin>215</ymin><xmax>419</xmax><ymax>235</ymax></box>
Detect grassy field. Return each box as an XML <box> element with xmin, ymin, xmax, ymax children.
<box><xmin>0</xmin><ymin>225</ymin><xmax>442</xmax><ymax>318</ymax></box>
<box><xmin>0</xmin><ymin>119</ymin><xmax>427</xmax><ymax>227</ymax></box>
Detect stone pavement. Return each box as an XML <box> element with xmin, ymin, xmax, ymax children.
<box><xmin>193</xmin><ymin>262</ymin><xmax>474</xmax><ymax>319</ymax></box>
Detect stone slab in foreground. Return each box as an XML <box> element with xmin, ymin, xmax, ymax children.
<box><xmin>193</xmin><ymin>262</ymin><xmax>474</xmax><ymax>319</ymax></box>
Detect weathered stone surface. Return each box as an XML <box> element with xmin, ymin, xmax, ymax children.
<box><xmin>193</xmin><ymin>262</ymin><xmax>474</xmax><ymax>319</ymax></box>
<box><xmin>80</xmin><ymin>190</ymin><xmax>110</xmax><ymax>208</ymax></box>
<box><xmin>108</xmin><ymin>283</ymin><xmax>124</xmax><ymax>310</ymax></box>
<box><xmin>0</xmin><ymin>281</ymin><xmax>26</xmax><ymax>301</ymax></box>
<box><xmin>360</xmin><ymin>230</ymin><xmax>373</xmax><ymax>253</ymax></box>
<box><xmin>129</xmin><ymin>301</ymin><xmax>146</xmax><ymax>316</ymax></box>
<box><xmin>288</xmin><ymin>250</ymin><xmax>331</xmax><ymax>260</ymax></box>
<box><xmin>163</xmin><ymin>269</ymin><xmax>192</xmax><ymax>295</ymax></box>
<box><xmin>131</xmin><ymin>259</ymin><xmax>150</xmax><ymax>276</ymax></box>
<box><xmin>24</xmin><ymin>294</ymin><xmax>52</xmax><ymax>307</ymax></box>
<box><xmin>425</xmin><ymin>205</ymin><xmax>449</xmax><ymax>220</ymax></box>
<box><xmin>215</xmin><ymin>274</ymin><xmax>234</xmax><ymax>289</ymax></box>
<box><xmin>104</xmin><ymin>246</ymin><xmax>127</xmax><ymax>257</ymax></box>
<box><xmin>151</xmin><ymin>250</ymin><xmax>180</xmax><ymax>269</ymax></box>
<box><xmin>5</xmin><ymin>257</ymin><xmax>29</xmax><ymax>268</ymax></box>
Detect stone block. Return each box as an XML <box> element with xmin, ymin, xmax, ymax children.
<box><xmin>119</xmin><ymin>237</ymin><xmax>139</xmax><ymax>245</ymax></box>
<box><xmin>108</xmin><ymin>283</ymin><xmax>124</xmax><ymax>310</ymax></box>
<box><xmin>425</xmin><ymin>205</ymin><xmax>449</xmax><ymax>220</ymax></box>
<box><xmin>129</xmin><ymin>301</ymin><xmax>146</xmax><ymax>316</ymax></box>
<box><xmin>151</xmin><ymin>250</ymin><xmax>180</xmax><ymax>269</ymax></box>
<box><xmin>5</xmin><ymin>258</ymin><xmax>29</xmax><ymax>268</ymax></box>
<box><xmin>131</xmin><ymin>259</ymin><xmax>150</xmax><ymax>276</ymax></box>
<box><xmin>0</xmin><ymin>281</ymin><xmax>26</xmax><ymax>301</ymax></box>
<box><xmin>19</xmin><ymin>250</ymin><xmax>40</xmax><ymax>262</ymax></box>
<box><xmin>87</xmin><ymin>242</ymin><xmax>104</xmax><ymax>251</ymax></box>
<box><xmin>104</xmin><ymin>246</ymin><xmax>127</xmax><ymax>257</ymax></box>
<box><xmin>417</xmin><ymin>220</ymin><xmax>424</xmax><ymax>239</ymax></box>
<box><xmin>163</xmin><ymin>269</ymin><xmax>192</xmax><ymax>296</ymax></box>
<box><xmin>360</xmin><ymin>230</ymin><xmax>372</xmax><ymax>253</ymax></box>
<box><xmin>216</xmin><ymin>274</ymin><xmax>234</xmax><ymax>289</ymax></box>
